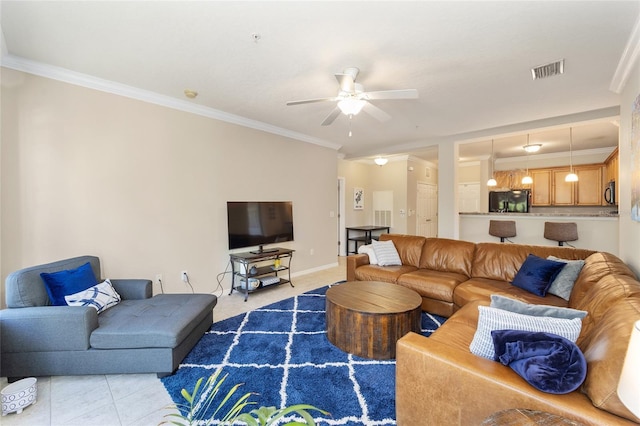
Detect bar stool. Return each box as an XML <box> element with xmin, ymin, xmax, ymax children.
<box><xmin>489</xmin><ymin>220</ymin><xmax>516</xmax><ymax>243</ymax></box>
<box><xmin>544</xmin><ymin>222</ymin><xmax>578</xmax><ymax>247</ymax></box>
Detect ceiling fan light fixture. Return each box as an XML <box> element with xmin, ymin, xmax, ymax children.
<box><xmin>374</xmin><ymin>157</ymin><xmax>388</xmax><ymax>166</ymax></box>
<box><xmin>338</xmin><ymin>98</ymin><xmax>366</xmax><ymax>116</ymax></box>
<box><xmin>523</xmin><ymin>143</ymin><xmax>542</xmax><ymax>153</ymax></box>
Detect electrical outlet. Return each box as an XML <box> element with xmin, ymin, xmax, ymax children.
<box><xmin>310</xmin><ymin>248</ymin><xmax>314</xmax><ymax>255</ymax></box>
<box><xmin>155</xmin><ymin>274</ymin><xmax>163</xmax><ymax>285</ymax></box>
<box><xmin>181</xmin><ymin>271</ymin><xmax>188</xmax><ymax>282</ymax></box>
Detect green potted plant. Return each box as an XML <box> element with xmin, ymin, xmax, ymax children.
<box><xmin>161</xmin><ymin>369</ymin><xmax>329</xmax><ymax>425</ymax></box>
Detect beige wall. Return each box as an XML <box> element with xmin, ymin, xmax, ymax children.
<box><xmin>1</xmin><ymin>69</ymin><xmax>339</xmax><ymax>306</ymax></box>
<box><xmin>338</xmin><ymin>157</ymin><xmax>437</xmax><ymax>236</ymax></box>
<box><xmin>619</xmin><ymin>57</ymin><xmax>640</xmax><ymax>275</ymax></box>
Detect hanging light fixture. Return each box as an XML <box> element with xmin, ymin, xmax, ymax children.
<box><xmin>374</xmin><ymin>157</ymin><xmax>388</xmax><ymax>166</ymax></box>
<box><xmin>522</xmin><ymin>135</ymin><xmax>533</xmax><ymax>185</ymax></box>
<box><xmin>487</xmin><ymin>139</ymin><xmax>497</xmax><ymax>187</ymax></box>
<box><xmin>565</xmin><ymin>127</ymin><xmax>579</xmax><ymax>182</ymax></box>
<box><xmin>523</xmin><ymin>140</ymin><xmax>542</xmax><ymax>153</ymax></box>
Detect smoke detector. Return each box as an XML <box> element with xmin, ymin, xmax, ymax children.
<box><xmin>531</xmin><ymin>59</ymin><xmax>565</xmax><ymax>80</ymax></box>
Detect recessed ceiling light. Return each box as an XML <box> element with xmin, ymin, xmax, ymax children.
<box><xmin>184</xmin><ymin>89</ymin><xmax>198</xmax><ymax>99</ymax></box>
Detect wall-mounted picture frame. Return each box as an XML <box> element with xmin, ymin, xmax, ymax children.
<box><xmin>354</xmin><ymin>188</ymin><xmax>364</xmax><ymax>210</ymax></box>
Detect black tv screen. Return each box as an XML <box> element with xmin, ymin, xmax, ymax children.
<box><xmin>227</xmin><ymin>201</ymin><xmax>294</xmax><ymax>252</ymax></box>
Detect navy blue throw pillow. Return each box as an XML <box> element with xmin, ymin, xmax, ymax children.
<box><xmin>40</xmin><ymin>262</ymin><xmax>98</xmax><ymax>306</ymax></box>
<box><xmin>491</xmin><ymin>329</ymin><xmax>587</xmax><ymax>394</ymax></box>
<box><xmin>511</xmin><ymin>254</ymin><xmax>566</xmax><ymax>297</ymax></box>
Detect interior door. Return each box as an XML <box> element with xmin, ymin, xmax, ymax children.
<box><xmin>417</xmin><ymin>182</ymin><xmax>438</xmax><ymax>237</ymax></box>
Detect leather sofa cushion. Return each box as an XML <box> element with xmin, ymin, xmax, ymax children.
<box><xmin>569</xmin><ymin>252</ymin><xmax>637</xmax><ymax>309</ymax></box>
<box><xmin>379</xmin><ymin>234</ymin><xmax>425</xmax><ymax>268</ymax></box>
<box><xmin>398</xmin><ymin>269</ymin><xmax>468</xmax><ymax>302</ymax></box>
<box><xmin>91</xmin><ymin>294</ymin><xmax>216</xmax><ymax>349</ymax></box>
<box><xmin>419</xmin><ymin>238</ymin><xmax>475</xmax><ymax>277</ymax></box>
<box><xmin>429</xmin><ymin>300</ymin><xmax>482</xmax><ymax>350</ymax></box>
<box><xmin>354</xmin><ymin>264</ymin><xmax>417</xmax><ymax>283</ymax></box>
<box><xmin>454</xmin><ymin>278</ymin><xmax>567</xmax><ymax>309</ymax></box>
<box><xmin>580</xmin><ymin>297</ymin><xmax>640</xmax><ymax>423</ymax></box>
<box><xmin>574</xmin><ymin>274</ymin><xmax>640</xmax><ymax>347</ymax></box>
<box><xmin>471</xmin><ymin>243</ymin><xmax>594</xmax><ymax>283</ymax></box>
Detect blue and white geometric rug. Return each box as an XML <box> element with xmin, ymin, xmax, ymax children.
<box><xmin>161</xmin><ymin>283</ymin><xmax>446</xmax><ymax>425</ymax></box>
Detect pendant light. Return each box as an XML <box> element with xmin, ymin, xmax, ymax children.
<box><xmin>521</xmin><ymin>135</ymin><xmax>533</xmax><ymax>185</ymax></box>
<box><xmin>487</xmin><ymin>139</ymin><xmax>497</xmax><ymax>187</ymax></box>
<box><xmin>565</xmin><ymin>128</ymin><xmax>578</xmax><ymax>182</ymax></box>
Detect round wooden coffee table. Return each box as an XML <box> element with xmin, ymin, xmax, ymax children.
<box><xmin>325</xmin><ymin>281</ymin><xmax>422</xmax><ymax>359</ymax></box>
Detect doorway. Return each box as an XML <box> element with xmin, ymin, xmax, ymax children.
<box><xmin>417</xmin><ymin>182</ymin><xmax>438</xmax><ymax>237</ymax></box>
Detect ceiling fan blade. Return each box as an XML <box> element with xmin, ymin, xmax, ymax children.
<box><xmin>286</xmin><ymin>97</ymin><xmax>337</xmax><ymax>106</ymax></box>
<box><xmin>364</xmin><ymin>89</ymin><xmax>419</xmax><ymax>100</ymax></box>
<box><xmin>363</xmin><ymin>102</ymin><xmax>391</xmax><ymax>122</ymax></box>
<box><xmin>335</xmin><ymin>73</ymin><xmax>355</xmax><ymax>93</ymax></box>
<box><xmin>321</xmin><ymin>107</ymin><xmax>342</xmax><ymax>126</ymax></box>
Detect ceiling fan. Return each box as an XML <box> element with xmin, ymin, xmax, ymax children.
<box><xmin>286</xmin><ymin>67</ymin><xmax>419</xmax><ymax>126</ymax></box>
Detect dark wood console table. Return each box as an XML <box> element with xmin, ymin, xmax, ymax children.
<box><xmin>345</xmin><ymin>226</ymin><xmax>390</xmax><ymax>254</ymax></box>
<box><xmin>229</xmin><ymin>248</ymin><xmax>294</xmax><ymax>301</ymax></box>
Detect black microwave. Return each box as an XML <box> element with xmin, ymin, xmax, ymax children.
<box><xmin>489</xmin><ymin>190</ymin><xmax>531</xmax><ymax>213</ymax></box>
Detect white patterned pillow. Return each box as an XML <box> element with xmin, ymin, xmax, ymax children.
<box><xmin>65</xmin><ymin>279</ymin><xmax>121</xmax><ymax>313</ymax></box>
<box><xmin>371</xmin><ymin>239</ymin><xmax>401</xmax><ymax>266</ymax></box>
<box><xmin>357</xmin><ymin>244</ymin><xmax>378</xmax><ymax>265</ymax></box>
<box><xmin>469</xmin><ymin>305</ymin><xmax>582</xmax><ymax>360</ymax></box>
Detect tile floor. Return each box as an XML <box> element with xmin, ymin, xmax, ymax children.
<box><xmin>0</xmin><ymin>258</ymin><xmax>346</xmax><ymax>425</ymax></box>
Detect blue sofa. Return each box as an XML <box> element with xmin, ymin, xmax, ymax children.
<box><xmin>0</xmin><ymin>256</ymin><xmax>217</xmax><ymax>380</ymax></box>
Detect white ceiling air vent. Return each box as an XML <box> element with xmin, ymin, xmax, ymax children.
<box><xmin>531</xmin><ymin>59</ymin><xmax>565</xmax><ymax>80</ymax></box>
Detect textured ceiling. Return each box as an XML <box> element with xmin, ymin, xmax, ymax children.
<box><xmin>1</xmin><ymin>1</ymin><xmax>638</xmax><ymax>162</ymax></box>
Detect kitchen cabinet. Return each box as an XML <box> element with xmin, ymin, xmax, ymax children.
<box><xmin>576</xmin><ymin>165</ymin><xmax>603</xmax><ymax>205</ymax></box>
<box><xmin>498</xmin><ymin>163</ymin><xmax>605</xmax><ymax>206</ymax></box>
<box><xmin>531</xmin><ymin>169</ymin><xmax>552</xmax><ymax>206</ymax></box>
<box><xmin>493</xmin><ymin>170</ymin><xmax>532</xmax><ymax>190</ymax></box>
<box><xmin>604</xmin><ymin>148</ymin><xmax>619</xmax><ymax>204</ymax></box>
<box><xmin>552</xmin><ymin>169</ymin><xmax>574</xmax><ymax>205</ymax></box>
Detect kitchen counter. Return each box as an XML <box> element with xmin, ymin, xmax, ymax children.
<box><xmin>459</xmin><ymin>213</ymin><xmax>619</xmax><ymax>254</ymax></box>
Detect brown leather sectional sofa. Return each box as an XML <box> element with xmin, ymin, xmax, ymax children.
<box><xmin>346</xmin><ymin>234</ymin><xmax>640</xmax><ymax>425</ymax></box>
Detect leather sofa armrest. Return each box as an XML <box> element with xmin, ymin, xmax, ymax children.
<box><xmin>0</xmin><ymin>306</ymin><xmax>98</xmax><ymax>352</ymax></box>
<box><xmin>395</xmin><ymin>332</ymin><xmax>633</xmax><ymax>426</ymax></box>
<box><xmin>110</xmin><ymin>279</ymin><xmax>152</xmax><ymax>300</ymax></box>
<box><xmin>346</xmin><ymin>254</ymin><xmax>369</xmax><ymax>282</ymax></box>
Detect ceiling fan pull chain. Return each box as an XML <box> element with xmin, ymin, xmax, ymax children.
<box><xmin>348</xmin><ymin>114</ymin><xmax>353</xmax><ymax>137</ymax></box>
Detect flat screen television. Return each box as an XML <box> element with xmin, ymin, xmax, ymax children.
<box><xmin>227</xmin><ymin>201</ymin><xmax>294</xmax><ymax>253</ymax></box>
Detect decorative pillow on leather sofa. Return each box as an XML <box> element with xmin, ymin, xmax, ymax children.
<box><xmin>491</xmin><ymin>329</ymin><xmax>587</xmax><ymax>394</ymax></box>
<box><xmin>372</xmin><ymin>239</ymin><xmax>402</xmax><ymax>266</ymax></box>
<box><xmin>65</xmin><ymin>279</ymin><xmax>121</xmax><ymax>313</ymax></box>
<box><xmin>40</xmin><ymin>261</ymin><xmax>99</xmax><ymax>306</ymax></box>
<box><xmin>470</xmin><ymin>305</ymin><xmax>583</xmax><ymax>359</ymax></box>
<box><xmin>490</xmin><ymin>295</ymin><xmax>587</xmax><ymax>320</ymax></box>
<box><xmin>357</xmin><ymin>244</ymin><xmax>378</xmax><ymax>265</ymax></box>
<box><xmin>546</xmin><ymin>256</ymin><xmax>585</xmax><ymax>300</ymax></box>
<box><xmin>511</xmin><ymin>254</ymin><xmax>567</xmax><ymax>297</ymax></box>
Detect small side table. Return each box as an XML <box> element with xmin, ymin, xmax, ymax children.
<box><xmin>345</xmin><ymin>226</ymin><xmax>390</xmax><ymax>254</ymax></box>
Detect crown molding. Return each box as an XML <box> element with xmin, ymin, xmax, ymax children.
<box><xmin>610</xmin><ymin>14</ymin><xmax>640</xmax><ymax>93</ymax></box>
<box><xmin>1</xmin><ymin>54</ymin><xmax>342</xmax><ymax>151</ymax></box>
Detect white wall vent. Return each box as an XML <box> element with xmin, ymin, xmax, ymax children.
<box><xmin>531</xmin><ymin>59</ymin><xmax>564</xmax><ymax>80</ymax></box>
